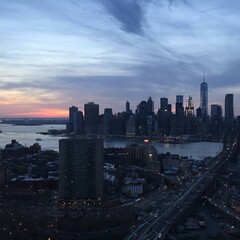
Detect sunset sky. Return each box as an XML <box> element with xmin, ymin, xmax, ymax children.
<box><xmin>1</xmin><ymin>0</ymin><xmax>240</xmax><ymax>117</ymax></box>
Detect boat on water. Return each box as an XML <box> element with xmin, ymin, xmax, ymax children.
<box><xmin>35</xmin><ymin>138</ymin><xmax>42</xmax><ymax>141</ymax></box>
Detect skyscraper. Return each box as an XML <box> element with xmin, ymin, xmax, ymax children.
<box><xmin>225</xmin><ymin>94</ymin><xmax>234</xmax><ymax>126</ymax></box>
<box><xmin>185</xmin><ymin>96</ymin><xmax>194</xmax><ymax>116</ymax></box>
<box><xmin>103</xmin><ymin>108</ymin><xmax>113</xmax><ymax>135</ymax></box>
<box><xmin>59</xmin><ymin>137</ymin><xmax>103</xmax><ymax>200</ymax></box>
<box><xmin>158</xmin><ymin>98</ymin><xmax>170</xmax><ymax>135</ymax></box>
<box><xmin>126</xmin><ymin>115</ymin><xmax>136</xmax><ymax>136</ymax></box>
<box><xmin>211</xmin><ymin>104</ymin><xmax>223</xmax><ymax>135</ymax></box>
<box><xmin>74</xmin><ymin>110</ymin><xmax>84</xmax><ymax>134</ymax></box>
<box><xmin>211</xmin><ymin>104</ymin><xmax>222</xmax><ymax>121</ymax></box>
<box><xmin>67</xmin><ymin>106</ymin><xmax>78</xmax><ymax>134</ymax></box>
<box><xmin>176</xmin><ymin>95</ymin><xmax>183</xmax><ymax>104</ymax></box>
<box><xmin>172</xmin><ymin>95</ymin><xmax>184</xmax><ymax>135</ymax></box>
<box><xmin>200</xmin><ymin>77</ymin><xmax>208</xmax><ymax>116</ymax></box>
<box><xmin>136</xmin><ymin>101</ymin><xmax>148</xmax><ymax>135</ymax></box>
<box><xmin>126</xmin><ymin>101</ymin><xmax>130</xmax><ymax>113</ymax></box>
<box><xmin>147</xmin><ymin>96</ymin><xmax>154</xmax><ymax>114</ymax></box>
<box><xmin>84</xmin><ymin>102</ymin><xmax>99</xmax><ymax>134</ymax></box>
<box><xmin>160</xmin><ymin>97</ymin><xmax>168</xmax><ymax>111</ymax></box>
<box><xmin>67</xmin><ymin>106</ymin><xmax>84</xmax><ymax>134</ymax></box>
<box><xmin>175</xmin><ymin>95</ymin><xmax>184</xmax><ymax>115</ymax></box>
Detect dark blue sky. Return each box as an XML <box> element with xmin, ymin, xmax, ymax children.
<box><xmin>0</xmin><ymin>0</ymin><xmax>240</xmax><ymax>117</ymax></box>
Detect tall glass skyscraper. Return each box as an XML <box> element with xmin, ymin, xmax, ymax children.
<box><xmin>200</xmin><ymin>77</ymin><xmax>208</xmax><ymax>116</ymax></box>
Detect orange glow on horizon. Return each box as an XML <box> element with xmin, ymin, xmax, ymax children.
<box><xmin>9</xmin><ymin>109</ymin><xmax>69</xmax><ymax>118</ymax></box>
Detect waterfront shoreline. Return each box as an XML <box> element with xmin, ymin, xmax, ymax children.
<box><xmin>0</xmin><ymin>124</ymin><xmax>222</xmax><ymax>159</ymax></box>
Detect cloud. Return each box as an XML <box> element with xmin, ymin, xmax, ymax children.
<box><xmin>1</xmin><ymin>0</ymin><xmax>240</xmax><ymax>116</ymax></box>
<box><xmin>100</xmin><ymin>0</ymin><xmax>147</xmax><ymax>35</ymax></box>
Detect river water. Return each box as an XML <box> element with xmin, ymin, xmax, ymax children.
<box><xmin>0</xmin><ymin>124</ymin><xmax>222</xmax><ymax>160</ymax></box>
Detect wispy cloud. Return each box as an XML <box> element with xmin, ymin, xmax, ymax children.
<box><xmin>0</xmin><ymin>0</ymin><xmax>240</xmax><ymax>116</ymax></box>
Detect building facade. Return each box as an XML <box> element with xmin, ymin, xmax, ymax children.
<box><xmin>200</xmin><ymin>78</ymin><xmax>208</xmax><ymax>117</ymax></box>
<box><xmin>59</xmin><ymin>138</ymin><xmax>103</xmax><ymax>200</ymax></box>
<box><xmin>225</xmin><ymin>94</ymin><xmax>234</xmax><ymax>126</ymax></box>
<box><xmin>84</xmin><ymin>102</ymin><xmax>99</xmax><ymax>134</ymax></box>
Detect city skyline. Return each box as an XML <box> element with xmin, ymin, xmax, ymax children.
<box><xmin>1</xmin><ymin>1</ymin><xmax>240</xmax><ymax>117</ymax></box>
<box><xmin>0</xmin><ymin>84</ymin><xmax>237</xmax><ymax>118</ymax></box>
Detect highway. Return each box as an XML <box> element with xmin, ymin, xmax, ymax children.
<box><xmin>124</xmin><ymin>135</ymin><xmax>239</xmax><ymax>240</ymax></box>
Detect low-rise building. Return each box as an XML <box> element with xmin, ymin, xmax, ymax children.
<box><xmin>122</xmin><ymin>177</ymin><xmax>145</xmax><ymax>198</ymax></box>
